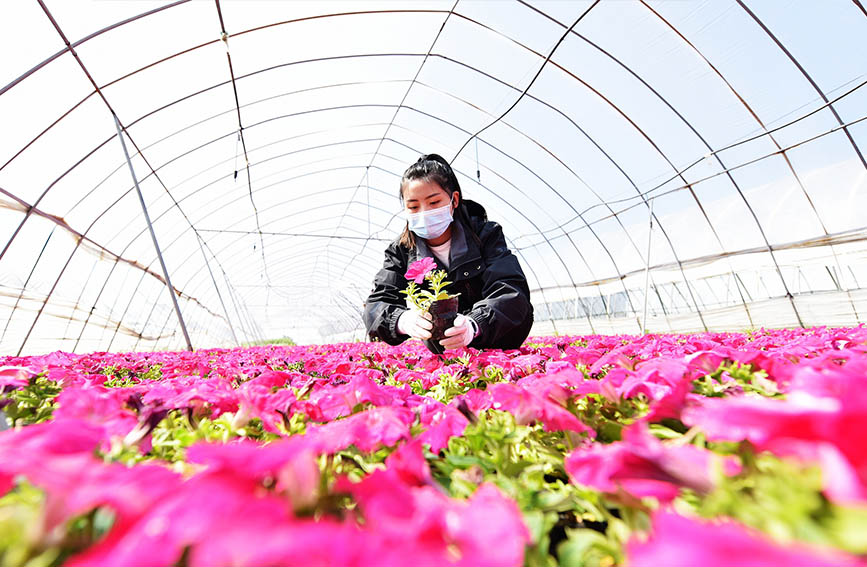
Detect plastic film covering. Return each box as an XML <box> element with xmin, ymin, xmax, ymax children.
<box><xmin>1</xmin><ymin>0</ymin><xmax>866</xmax><ymax>354</ymax></box>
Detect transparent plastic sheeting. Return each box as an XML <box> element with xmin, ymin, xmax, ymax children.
<box><xmin>0</xmin><ymin>0</ymin><xmax>865</xmax><ymax>355</ymax></box>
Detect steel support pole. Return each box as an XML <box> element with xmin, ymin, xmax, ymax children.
<box><xmin>113</xmin><ymin>114</ymin><xmax>193</xmax><ymax>351</ymax></box>
<box><xmin>641</xmin><ymin>198</ymin><xmax>654</xmax><ymax>334</ymax></box>
<box><xmin>196</xmin><ymin>235</ymin><xmax>240</xmax><ymax>346</ymax></box>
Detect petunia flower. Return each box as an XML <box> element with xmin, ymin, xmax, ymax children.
<box><xmin>305</xmin><ymin>406</ymin><xmax>414</xmax><ymax>453</ymax></box>
<box><xmin>0</xmin><ymin>366</ymin><xmax>32</xmax><ymax>392</ymax></box>
<box><xmin>404</xmin><ymin>256</ymin><xmax>437</xmax><ymax>284</ymax></box>
<box><xmin>626</xmin><ymin>511</ymin><xmax>861</xmax><ymax>567</ymax></box>
<box><xmin>488</xmin><ymin>382</ymin><xmax>594</xmax><ymax>435</ymax></box>
<box><xmin>565</xmin><ymin>423</ymin><xmax>736</xmax><ymax>501</ymax></box>
<box><xmin>342</xmin><ymin>460</ymin><xmax>529</xmax><ymax>567</ymax></box>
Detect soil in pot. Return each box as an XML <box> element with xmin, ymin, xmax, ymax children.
<box><xmin>424</xmin><ymin>297</ymin><xmax>459</xmax><ymax>354</ymax></box>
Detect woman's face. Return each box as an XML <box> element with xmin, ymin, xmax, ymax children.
<box><xmin>402</xmin><ymin>178</ymin><xmax>458</xmax><ymax>213</ymax></box>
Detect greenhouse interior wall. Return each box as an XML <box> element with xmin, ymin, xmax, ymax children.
<box><xmin>1</xmin><ymin>0</ymin><xmax>866</xmax><ymax>354</ymax></box>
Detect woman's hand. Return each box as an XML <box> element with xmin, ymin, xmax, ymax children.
<box><xmin>440</xmin><ymin>314</ymin><xmax>476</xmax><ymax>350</ymax></box>
<box><xmin>397</xmin><ymin>308</ymin><xmax>433</xmax><ymax>340</ymax></box>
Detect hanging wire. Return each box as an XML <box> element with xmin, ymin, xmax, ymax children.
<box><xmin>214</xmin><ymin>0</ymin><xmax>271</xmax><ymax>286</ymax></box>
<box><xmin>325</xmin><ymin>1</ymin><xmax>459</xmax><ymax>278</ymax></box>
<box><xmin>475</xmin><ymin>137</ymin><xmax>481</xmax><ymax>183</ymax></box>
<box><xmin>450</xmin><ymin>0</ymin><xmax>600</xmax><ymax>163</ymax></box>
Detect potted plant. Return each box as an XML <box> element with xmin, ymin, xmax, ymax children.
<box><xmin>401</xmin><ymin>257</ymin><xmax>460</xmax><ymax>354</ymax></box>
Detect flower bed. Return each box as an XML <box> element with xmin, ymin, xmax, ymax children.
<box><xmin>1</xmin><ymin>327</ymin><xmax>866</xmax><ymax>566</ymax></box>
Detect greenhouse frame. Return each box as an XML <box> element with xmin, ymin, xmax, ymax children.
<box><xmin>1</xmin><ymin>0</ymin><xmax>866</xmax><ymax>353</ymax></box>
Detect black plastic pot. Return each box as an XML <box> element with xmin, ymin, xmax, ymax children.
<box><xmin>423</xmin><ymin>297</ymin><xmax>459</xmax><ymax>354</ymax></box>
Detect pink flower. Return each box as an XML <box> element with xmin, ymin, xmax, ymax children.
<box><xmin>450</xmin><ymin>483</ymin><xmax>531</xmax><ymax>567</ymax></box>
<box><xmin>565</xmin><ymin>424</ymin><xmax>735</xmax><ymax>501</ymax></box>
<box><xmin>418</xmin><ymin>404</ymin><xmax>469</xmax><ymax>452</ymax></box>
<box><xmin>385</xmin><ymin>439</ymin><xmax>433</xmax><ymax>486</ymax></box>
<box><xmin>303</xmin><ymin>374</ymin><xmax>402</xmax><ymax>421</ymax></box>
<box><xmin>683</xmin><ymin>361</ymin><xmax>867</xmax><ymax>504</ymax></box>
<box><xmin>342</xmin><ymin>463</ymin><xmax>529</xmax><ymax>567</ymax></box>
<box><xmin>68</xmin><ymin>470</ymin><xmax>294</xmax><ymax>567</ymax></box>
<box><xmin>305</xmin><ymin>406</ymin><xmax>414</xmax><ymax>453</ymax></box>
<box><xmin>405</xmin><ymin>256</ymin><xmax>437</xmax><ymax>283</ymax></box>
<box><xmin>186</xmin><ymin>438</ymin><xmax>305</xmax><ymax>479</ymax></box>
<box><xmin>488</xmin><ymin>382</ymin><xmax>594</xmax><ymax>435</ymax></box>
<box><xmin>0</xmin><ymin>366</ymin><xmax>32</xmax><ymax>391</ymax></box>
<box><xmin>626</xmin><ymin>512</ymin><xmax>861</xmax><ymax>567</ymax></box>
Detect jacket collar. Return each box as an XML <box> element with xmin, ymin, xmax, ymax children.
<box><xmin>412</xmin><ymin>220</ymin><xmax>482</xmax><ymax>281</ymax></box>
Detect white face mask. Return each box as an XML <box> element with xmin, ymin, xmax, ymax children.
<box><xmin>405</xmin><ymin>203</ymin><xmax>454</xmax><ymax>240</ymax></box>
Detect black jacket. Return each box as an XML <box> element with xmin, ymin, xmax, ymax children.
<box><xmin>363</xmin><ymin>201</ymin><xmax>533</xmax><ymax>349</ymax></box>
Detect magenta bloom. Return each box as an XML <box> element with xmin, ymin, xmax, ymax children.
<box><xmin>306</xmin><ymin>406</ymin><xmax>414</xmax><ymax>453</ymax></box>
<box><xmin>405</xmin><ymin>256</ymin><xmax>437</xmax><ymax>283</ymax></box>
<box><xmin>565</xmin><ymin>424</ymin><xmax>734</xmax><ymax>501</ymax></box>
<box><xmin>627</xmin><ymin>512</ymin><xmax>861</xmax><ymax>567</ymax></box>
<box><xmin>418</xmin><ymin>404</ymin><xmax>469</xmax><ymax>452</ymax></box>
<box><xmin>343</xmin><ymin>465</ymin><xmax>529</xmax><ymax>567</ymax></box>
<box><xmin>488</xmin><ymin>382</ymin><xmax>594</xmax><ymax>435</ymax></box>
<box><xmin>683</xmin><ymin>365</ymin><xmax>867</xmax><ymax>504</ymax></box>
<box><xmin>0</xmin><ymin>366</ymin><xmax>32</xmax><ymax>391</ymax></box>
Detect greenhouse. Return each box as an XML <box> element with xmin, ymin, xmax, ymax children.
<box><xmin>1</xmin><ymin>1</ymin><xmax>866</xmax><ymax>566</ymax></box>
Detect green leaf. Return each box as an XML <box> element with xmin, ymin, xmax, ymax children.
<box><xmin>828</xmin><ymin>506</ymin><xmax>867</xmax><ymax>553</ymax></box>
<box><xmin>557</xmin><ymin>528</ymin><xmax>621</xmax><ymax>567</ymax></box>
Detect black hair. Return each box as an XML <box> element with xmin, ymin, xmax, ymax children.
<box><xmin>398</xmin><ymin>154</ymin><xmax>479</xmax><ymax>248</ymax></box>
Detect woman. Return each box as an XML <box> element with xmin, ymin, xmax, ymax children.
<box><xmin>363</xmin><ymin>154</ymin><xmax>533</xmax><ymax>351</ymax></box>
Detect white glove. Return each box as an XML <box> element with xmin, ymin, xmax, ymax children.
<box><xmin>439</xmin><ymin>314</ymin><xmax>477</xmax><ymax>350</ymax></box>
<box><xmin>397</xmin><ymin>308</ymin><xmax>433</xmax><ymax>340</ymax></box>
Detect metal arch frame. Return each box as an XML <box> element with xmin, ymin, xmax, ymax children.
<box><xmin>474</xmin><ymin>18</ymin><xmax>710</xmax><ymax>332</ymax></box>
<box><xmin>339</xmin><ymin>7</ymin><xmax>653</xmax><ymax>324</ymax></box>
<box><xmin>9</xmin><ymin>1</ymin><xmax>249</xmax><ymax>353</ymax></box>
<box><xmin>0</xmin><ymin>43</ymin><xmax>720</xmax><ymax>343</ymax></box>
<box><xmin>734</xmin><ymin>0</ymin><xmax>866</xmax><ymax>322</ymax></box>
<box><xmin>13</xmin><ymin>51</ymin><xmax>648</xmax><ymax>298</ymax></box>
<box><xmin>6</xmin><ymin>16</ymin><xmax>680</xmax><ymax>338</ymax></box>
<box><xmin>326</xmin><ymin>0</ymin><xmax>458</xmax><ymax>278</ymax></box>
<box><xmin>136</xmin><ymin>214</ymin><xmax>387</xmax><ymax>343</ymax></box>
<box><xmin>0</xmin><ymin>18</ymin><xmax>438</xmax><ymax>353</ymax></box>
<box><xmin>415</xmin><ymin>5</ymin><xmax>682</xmax><ymax>324</ymax></box>
<box><xmin>513</xmin><ymin>0</ymin><xmax>817</xmax><ymax>330</ymax></box>
<box><xmin>114</xmin><ymin>2</ymin><xmax>773</xmax><ymax>335</ymax></box>
<box><xmin>451</xmin><ymin>2</ymin><xmax>784</xmax><ymax>330</ymax></box>
<box><xmin>10</xmin><ymin>105</ymin><xmax>864</xmax><ymax>350</ymax></box>
<box><xmin>109</xmin><ymin>208</ymin><xmax>381</xmax><ymax>351</ymax></box>
<box><xmin>213</xmin><ymin>0</ymin><xmax>270</xmax><ymax>289</ymax></box>
<box><xmin>13</xmin><ymin>95</ymin><xmax>840</xmax><ymax>348</ymax></box>
<box><xmin>6</xmin><ymin>6</ymin><xmax>860</xmax><ymax>268</ymax></box>
<box><xmin>5</xmin><ymin>2</ymin><xmax>860</xmax><ymax>348</ymax></box>
<box><xmin>56</xmin><ymin>107</ymin><xmax>604</xmax><ymax>342</ymax></box>
<box><xmin>635</xmin><ymin>1</ymin><xmax>847</xmax><ymax>326</ymax></box>
<box><xmin>736</xmin><ymin>1</ymin><xmax>866</xmax><ymax>170</ymax></box>
<box><xmin>158</xmin><ymin>96</ymin><xmax>636</xmax><ymax>306</ymax></box>
<box><xmin>539</xmin><ymin>4</ymin><xmax>758</xmax><ymax>329</ymax></box>
<box><xmin>152</xmin><ymin>163</ymin><xmax>569</xmax><ymax>341</ymax></box>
